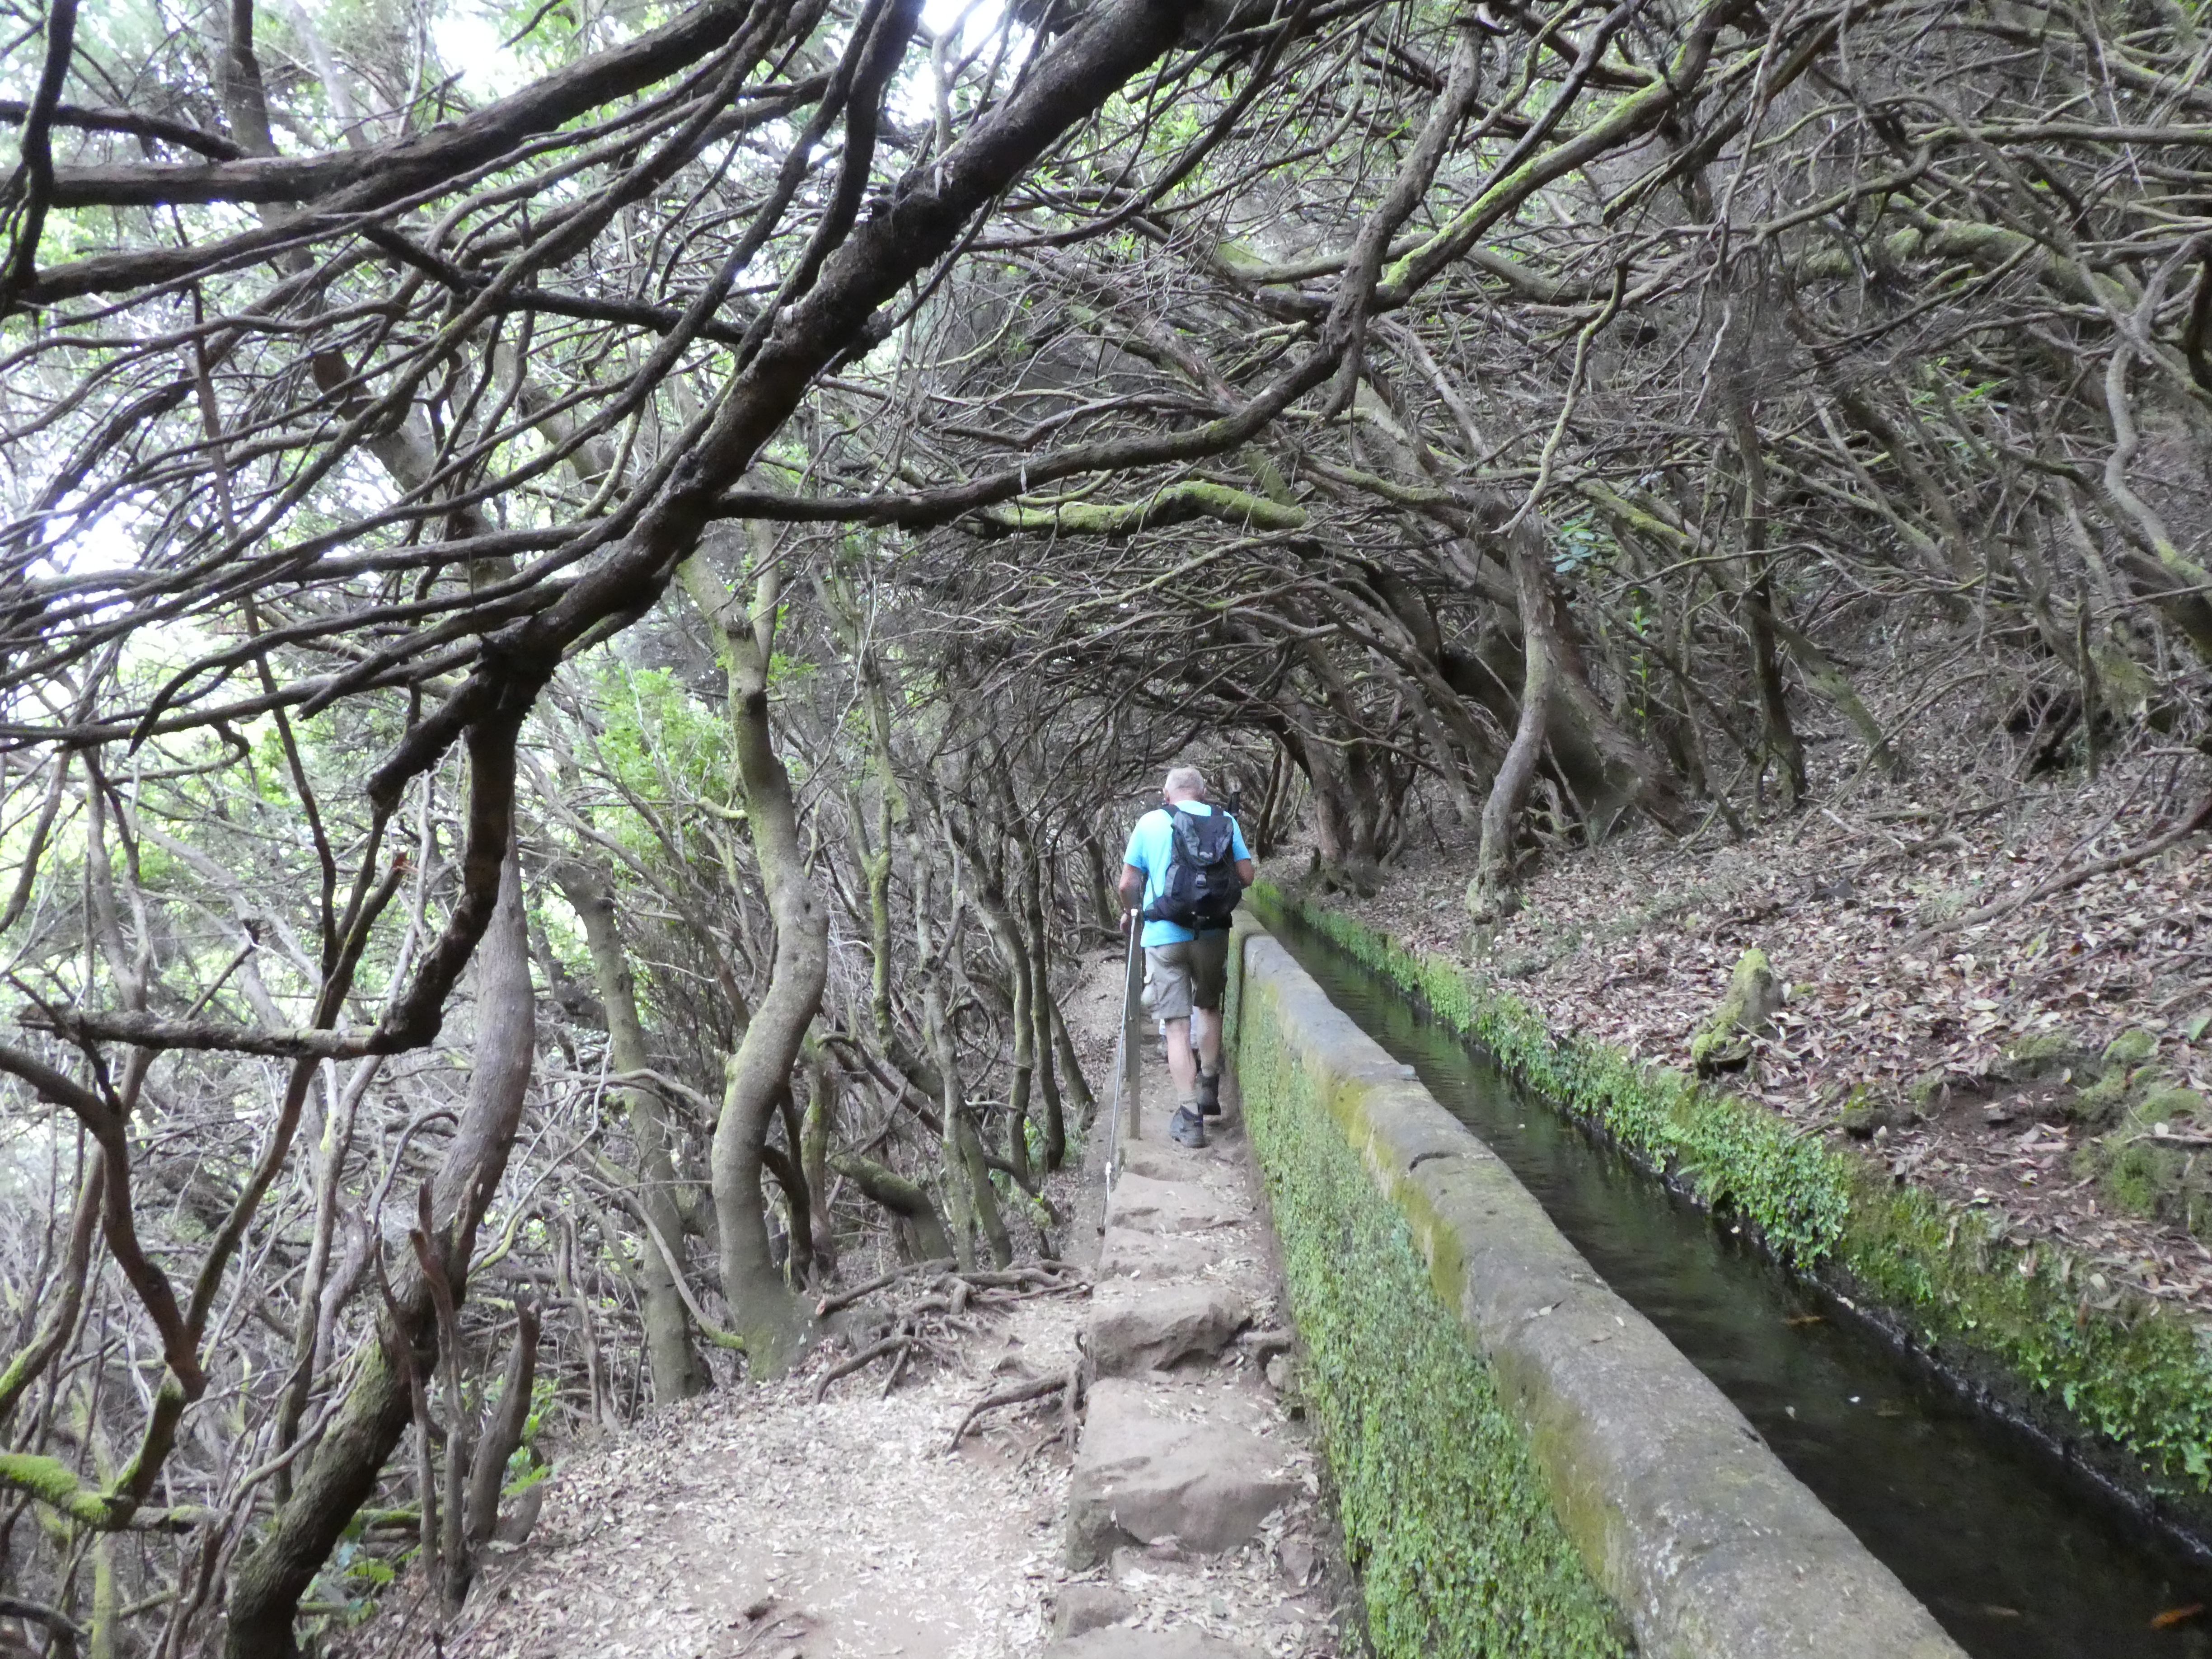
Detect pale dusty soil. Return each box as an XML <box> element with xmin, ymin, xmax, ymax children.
<box><xmin>362</xmin><ymin>944</ymin><xmax>1353</xmax><ymax>1659</ymax></box>
<box><xmin>437</xmin><ymin>1299</ymin><xmax>1087</xmax><ymax>1659</ymax></box>
<box><xmin>1301</xmin><ymin>744</ymin><xmax>2212</xmax><ymax>1319</ymax></box>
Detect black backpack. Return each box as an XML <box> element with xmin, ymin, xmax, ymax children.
<box><xmin>1144</xmin><ymin>807</ymin><xmax>1245</xmax><ymax>931</ymax></box>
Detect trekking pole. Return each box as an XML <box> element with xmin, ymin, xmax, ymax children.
<box><xmin>1106</xmin><ymin>919</ymin><xmax>1143</xmax><ymax>1184</ymax></box>
<box><xmin>1121</xmin><ymin>919</ymin><xmax>1143</xmax><ymax>1146</ymax></box>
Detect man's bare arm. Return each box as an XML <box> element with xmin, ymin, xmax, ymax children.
<box><xmin>1119</xmin><ymin>863</ymin><xmax>1146</xmax><ymax>909</ymax></box>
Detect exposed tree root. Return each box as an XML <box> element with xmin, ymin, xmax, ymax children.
<box><xmin>813</xmin><ymin>1258</ymin><xmax>957</xmax><ymax>1318</ymax></box>
<box><xmin>811</xmin><ymin>1264</ymin><xmax>1089</xmax><ymax>1402</ymax></box>
<box><xmin>813</xmin><ymin>1337</ymin><xmax>913</xmax><ymax>1402</ymax></box>
<box><xmin>948</xmin><ymin>1364</ymin><xmax>1085</xmax><ymax>1450</ymax></box>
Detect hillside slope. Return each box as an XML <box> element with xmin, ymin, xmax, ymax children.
<box><xmin>1310</xmin><ymin>752</ymin><xmax>2212</xmax><ymax>1324</ymax></box>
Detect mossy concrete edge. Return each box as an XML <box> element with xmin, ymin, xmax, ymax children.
<box><xmin>1264</xmin><ymin>886</ymin><xmax>2212</xmax><ymax>1516</ymax></box>
<box><xmin>1231</xmin><ymin>916</ymin><xmax>1964</xmax><ymax>1659</ymax></box>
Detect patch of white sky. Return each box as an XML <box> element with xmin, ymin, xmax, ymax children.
<box><xmin>426</xmin><ymin>3</ymin><xmax>541</xmax><ymax>103</ymax></box>
<box><xmin>426</xmin><ymin>0</ymin><xmax>1009</xmax><ymax>108</ymax></box>
<box><xmin>42</xmin><ymin>506</ymin><xmax>144</xmax><ymax>577</ymax></box>
<box><xmin>922</xmin><ymin>0</ymin><xmax>1007</xmax><ymax>45</ymax></box>
<box><xmin>27</xmin><ymin>451</ymin><xmax>385</xmax><ymax>580</ymax></box>
<box><xmin>898</xmin><ymin>0</ymin><xmax>1017</xmax><ymax>123</ymax></box>
<box><xmin>26</xmin><ymin>442</ymin><xmax>399</xmax><ymax>675</ymax></box>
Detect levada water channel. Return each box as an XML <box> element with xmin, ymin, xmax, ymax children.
<box><xmin>1260</xmin><ymin>905</ymin><xmax>2212</xmax><ymax>1659</ymax></box>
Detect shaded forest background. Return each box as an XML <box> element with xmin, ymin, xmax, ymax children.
<box><xmin>0</xmin><ymin>0</ymin><xmax>2209</xmax><ymax>1648</ymax></box>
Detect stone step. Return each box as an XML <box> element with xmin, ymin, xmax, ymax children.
<box><xmin>1117</xmin><ymin>1140</ymin><xmax>1203</xmax><ymax>1182</ymax></box>
<box><xmin>1067</xmin><ymin>1379</ymin><xmax>1300</xmax><ymax>1568</ymax></box>
<box><xmin>1106</xmin><ymin>1172</ymin><xmax>1238</xmax><ymax>1234</ymax></box>
<box><xmin>1052</xmin><ymin>1581</ymin><xmax>1137</xmax><ymax>1638</ymax></box>
<box><xmin>1098</xmin><ymin>1228</ymin><xmax>1226</xmax><ymax>1283</ymax></box>
<box><xmin>1043</xmin><ymin>1629</ymin><xmax>1259</xmax><ymax>1659</ymax></box>
<box><xmin>1083</xmin><ymin>1284</ymin><xmax>1249</xmax><ymax>1377</ymax></box>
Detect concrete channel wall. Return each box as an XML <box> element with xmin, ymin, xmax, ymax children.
<box><xmin>1232</xmin><ymin>920</ymin><xmax>1967</xmax><ymax>1659</ymax></box>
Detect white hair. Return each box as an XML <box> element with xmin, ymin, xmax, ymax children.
<box><xmin>1163</xmin><ymin>766</ymin><xmax>1207</xmax><ymax>800</ymax></box>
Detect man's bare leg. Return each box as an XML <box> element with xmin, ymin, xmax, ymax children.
<box><xmin>1195</xmin><ymin>1009</ymin><xmax>1222</xmax><ymax>1072</ymax></box>
<box><xmin>1165</xmin><ymin>1017</ymin><xmax>1198</xmax><ymax>1100</ymax></box>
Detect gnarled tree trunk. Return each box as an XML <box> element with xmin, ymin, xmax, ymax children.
<box><xmin>681</xmin><ymin>553</ymin><xmax>820</xmax><ymax>1375</ymax></box>
<box><xmin>1469</xmin><ymin>523</ymin><xmax>1560</xmax><ymax>920</ymax></box>
<box><xmin>554</xmin><ymin>858</ymin><xmax>707</xmax><ymax>1404</ymax></box>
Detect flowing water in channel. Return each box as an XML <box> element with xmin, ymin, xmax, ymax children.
<box><xmin>1261</xmin><ymin>909</ymin><xmax>2212</xmax><ymax>1659</ymax></box>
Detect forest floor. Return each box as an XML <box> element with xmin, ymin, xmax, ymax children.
<box><xmin>366</xmin><ymin>947</ymin><xmax>1345</xmax><ymax>1659</ymax></box>
<box><xmin>425</xmin><ymin>1303</ymin><xmax>1085</xmax><ymax>1659</ymax></box>
<box><xmin>1294</xmin><ymin>740</ymin><xmax>2212</xmax><ymax>1323</ymax></box>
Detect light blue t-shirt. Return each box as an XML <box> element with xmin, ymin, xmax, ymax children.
<box><xmin>1124</xmin><ymin>803</ymin><xmax>1252</xmax><ymax>946</ymax></box>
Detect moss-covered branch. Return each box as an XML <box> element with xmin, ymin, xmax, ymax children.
<box><xmin>0</xmin><ymin>1448</ymin><xmax>207</xmax><ymax>1531</ymax></box>
<box><xmin>973</xmin><ymin>481</ymin><xmax>1305</xmax><ymax>539</ymax></box>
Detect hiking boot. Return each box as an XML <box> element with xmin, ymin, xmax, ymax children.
<box><xmin>1197</xmin><ymin>1069</ymin><xmax>1223</xmax><ymax>1118</ymax></box>
<box><xmin>1168</xmin><ymin>1104</ymin><xmax>1207</xmax><ymax>1149</ymax></box>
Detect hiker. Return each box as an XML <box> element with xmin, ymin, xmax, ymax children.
<box><xmin>1118</xmin><ymin>766</ymin><xmax>1256</xmax><ymax>1148</ymax></box>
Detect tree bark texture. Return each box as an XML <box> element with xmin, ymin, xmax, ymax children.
<box><xmin>681</xmin><ymin>556</ymin><xmax>821</xmax><ymax>1374</ymax></box>
<box><xmin>555</xmin><ymin>859</ymin><xmax>708</xmax><ymax>1403</ymax></box>
<box><xmin>1469</xmin><ymin>523</ymin><xmax>1560</xmax><ymax>919</ymax></box>
<box><xmin>1021</xmin><ymin>846</ymin><xmax>1067</xmax><ymax>1169</ymax></box>
<box><xmin>463</xmin><ymin>1302</ymin><xmax>541</xmax><ymax>1549</ymax></box>
<box><xmin>831</xmin><ymin>1151</ymin><xmax>952</xmax><ymax>1261</ymax></box>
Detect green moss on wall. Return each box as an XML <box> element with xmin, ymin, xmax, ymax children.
<box><xmin>1228</xmin><ymin>945</ymin><xmax>1628</xmax><ymax>1659</ymax></box>
<box><xmin>1257</xmin><ymin>886</ymin><xmax>2212</xmax><ymax>1494</ymax></box>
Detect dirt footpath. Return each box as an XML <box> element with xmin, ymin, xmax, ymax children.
<box><xmin>1049</xmin><ymin>945</ymin><xmax>1348</xmax><ymax>1659</ymax></box>
<box><xmin>394</xmin><ymin>946</ymin><xmax>1350</xmax><ymax>1659</ymax></box>
<box><xmin>440</xmin><ymin>1293</ymin><xmax>1087</xmax><ymax>1659</ymax></box>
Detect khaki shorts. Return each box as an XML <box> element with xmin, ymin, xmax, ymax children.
<box><xmin>1146</xmin><ymin>933</ymin><xmax>1229</xmax><ymax>1021</ymax></box>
